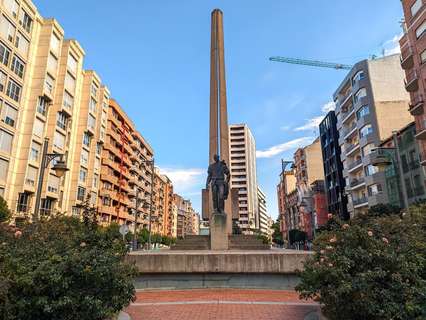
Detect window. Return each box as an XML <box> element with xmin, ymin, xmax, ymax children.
<box><xmin>25</xmin><ymin>165</ymin><xmax>37</xmax><ymax>187</ymax></box>
<box><xmin>45</xmin><ymin>73</ymin><xmax>55</xmax><ymax>95</ymax></box>
<box><xmin>359</xmin><ymin>124</ymin><xmax>373</xmax><ymax>138</ymax></box>
<box><xmin>89</xmin><ymin>97</ymin><xmax>96</xmax><ymax>114</ymax></box>
<box><xmin>90</xmin><ymin>191</ymin><xmax>97</xmax><ymax>205</ymax></box>
<box><xmin>94</xmin><ymin>157</ymin><xmax>100</xmax><ymax>170</ymax></box>
<box><xmin>4</xmin><ymin>0</ymin><xmax>19</xmax><ymax>18</ymax></box>
<box><xmin>64</xmin><ymin>72</ymin><xmax>75</xmax><ymax>93</ymax></box>
<box><xmin>6</xmin><ymin>79</ymin><xmax>21</xmax><ymax>101</ymax></box>
<box><xmin>80</xmin><ymin>149</ymin><xmax>89</xmax><ymax>166</ymax></box>
<box><xmin>87</xmin><ymin>114</ymin><xmax>96</xmax><ymax>130</ymax></box>
<box><xmin>47</xmin><ymin>174</ymin><xmax>59</xmax><ymax>193</ymax></box>
<box><xmin>53</xmin><ymin>131</ymin><xmax>65</xmax><ymax>149</ymax></box>
<box><xmin>356</xmin><ymin>105</ymin><xmax>370</xmax><ymax>120</ymax></box>
<box><xmin>62</xmin><ymin>90</ymin><xmax>73</xmax><ymax>110</ymax></box>
<box><xmin>37</xmin><ymin>97</ymin><xmax>48</xmax><ymax>116</ymax></box>
<box><xmin>365</xmin><ymin>164</ymin><xmax>378</xmax><ymax>176</ymax></box>
<box><xmin>354</xmin><ymin>88</ymin><xmax>367</xmax><ymax>104</ymax></box>
<box><xmin>0</xmin><ymin>70</ymin><xmax>6</xmax><ymax>92</ymax></box>
<box><xmin>416</xmin><ymin>20</ymin><xmax>426</xmax><ymax>39</ymax></box>
<box><xmin>421</xmin><ymin>50</ymin><xmax>426</xmax><ymax>64</ymax></box>
<box><xmin>0</xmin><ymin>15</ymin><xmax>15</xmax><ymax>43</ymax></box>
<box><xmin>0</xmin><ymin>129</ymin><xmax>12</xmax><ymax>153</ymax></box>
<box><xmin>93</xmin><ymin>173</ymin><xmax>98</xmax><ymax>188</ymax></box>
<box><xmin>368</xmin><ymin>184</ymin><xmax>381</xmax><ymax>196</ymax></box>
<box><xmin>72</xmin><ymin>206</ymin><xmax>80</xmax><ymax>217</ymax></box>
<box><xmin>10</xmin><ymin>55</ymin><xmax>24</xmax><ymax>78</ymax></box>
<box><xmin>50</xmin><ymin>33</ymin><xmax>60</xmax><ymax>54</ymax></box>
<box><xmin>91</xmin><ymin>82</ymin><xmax>98</xmax><ymax>97</ymax></box>
<box><xmin>33</xmin><ymin>118</ymin><xmax>44</xmax><ymax>137</ymax></box>
<box><xmin>14</xmin><ymin>31</ymin><xmax>28</xmax><ymax>56</ymax></box>
<box><xmin>1</xmin><ymin>102</ymin><xmax>17</xmax><ymax>127</ymax></box>
<box><xmin>67</xmin><ymin>53</ymin><xmax>78</xmax><ymax>74</ymax></box>
<box><xmin>17</xmin><ymin>192</ymin><xmax>30</xmax><ymax>212</ymax></box>
<box><xmin>47</xmin><ymin>53</ymin><xmax>58</xmax><ymax>73</ymax></box>
<box><xmin>352</xmin><ymin>70</ymin><xmax>365</xmax><ymax>84</ymax></box>
<box><xmin>362</xmin><ymin>143</ymin><xmax>375</xmax><ymax>156</ymax></box>
<box><xmin>96</xmin><ymin>142</ymin><xmax>102</xmax><ymax>155</ymax></box>
<box><xmin>77</xmin><ymin>186</ymin><xmax>86</xmax><ymax>201</ymax></box>
<box><xmin>56</xmin><ymin>112</ymin><xmax>67</xmax><ymax>130</ymax></box>
<box><xmin>19</xmin><ymin>10</ymin><xmax>32</xmax><ymax>33</ymax></box>
<box><xmin>0</xmin><ymin>42</ymin><xmax>11</xmax><ymax>66</ymax></box>
<box><xmin>83</xmin><ymin>132</ymin><xmax>91</xmax><ymax>147</ymax></box>
<box><xmin>29</xmin><ymin>141</ymin><xmax>41</xmax><ymax>162</ymax></box>
<box><xmin>411</xmin><ymin>0</ymin><xmax>423</xmax><ymax>17</ymax></box>
<box><xmin>0</xmin><ymin>158</ymin><xmax>8</xmax><ymax>181</ymax></box>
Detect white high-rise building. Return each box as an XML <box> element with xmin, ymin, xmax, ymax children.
<box><xmin>257</xmin><ymin>186</ymin><xmax>270</xmax><ymax>236</ymax></box>
<box><xmin>229</xmin><ymin>124</ymin><xmax>258</xmax><ymax>233</ymax></box>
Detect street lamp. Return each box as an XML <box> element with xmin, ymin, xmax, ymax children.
<box><xmin>371</xmin><ymin>131</ymin><xmax>409</xmax><ymax>213</ymax></box>
<box><xmin>34</xmin><ymin>138</ymin><xmax>68</xmax><ymax>220</ymax></box>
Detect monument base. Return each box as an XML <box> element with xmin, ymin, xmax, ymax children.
<box><xmin>210</xmin><ymin>213</ymin><xmax>228</xmax><ymax>250</ymax></box>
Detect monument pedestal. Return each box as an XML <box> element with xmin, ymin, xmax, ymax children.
<box><xmin>210</xmin><ymin>213</ymin><xmax>228</xmax><ymax>250</ymax></box>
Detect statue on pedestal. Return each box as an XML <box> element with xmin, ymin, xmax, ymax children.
<box><xmin>206</xmin><ymin>154</ymin><xmax>230</xmax><ymax>214</ymax></box>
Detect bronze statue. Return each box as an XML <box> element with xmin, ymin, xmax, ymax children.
<box><xmin>206</xmin><ymin>154</ymin><xmax>230</xmax><ymax>214</ymax></box>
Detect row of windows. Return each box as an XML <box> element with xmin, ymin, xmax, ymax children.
<box><xmin>0</xmin><ymin>69</ymin><xmax>21</xmax><ymax>102</ymax></box>
<box><xmin>0</xmin><ymin>14</ymin><xmax>29</xmax><ymax>57</ymax></box>
<box><xmin>3</xmin><ymin>0</ymin><xmax>33</xmax><ymax>33</ymax></box>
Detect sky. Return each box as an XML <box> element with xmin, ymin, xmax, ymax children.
<box><xmin>34</xmin><ymin>0</ymin><xmax>404</xmax><ymax>220</ymax></box>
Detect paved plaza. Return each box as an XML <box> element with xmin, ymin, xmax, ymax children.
<box><xmin>124</xmin><ymin>289</ymin><xmax>322</xmax><ymax>320</ymax></box>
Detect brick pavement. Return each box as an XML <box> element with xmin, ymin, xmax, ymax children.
<box><xmin>125</xmin><ymin>289</ymin><xmax>322</xmax><ymax>320</ymax></box>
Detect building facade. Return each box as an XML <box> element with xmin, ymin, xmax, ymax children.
<box><xmin>173</xmin><ymin>193</ymin><xmax>198</xmax><ymax>238</ymax></box>
<box><xmin>399</xmin><ymin>0</ymin><xmax>426</xmax><ymax>174</ymax></box>
<box><xmin>334</xmin><ymin>55</ymin><xmax>412</xmax><ymax>216</ymax></box>
<box><xmin>257</xmin><ymin>186</ymin><xmax>270</xmax><ymax>236</ymax></box>
<box><xmin>152</xmin><ymin>168</ymin><xmax>174</xmax><ymax>236</ymax></box>
<box><xmin>229</xmin><ymin>123</ymin><xmax>258</xmax><ymax>233</ymax></box>
<box><xmin>374</xmin><ymin>122</ymin><xmax>426</xmax><ymax>207</ymax></box>
<box><xmin>319</xmin><ymin>111</ymin><xmax>349</xmax><ymax>220</ymax></box>
<box><xmin>277</xmin><ymin>166</ymin><xmax>297</xmax><ymax>245</ymax></box>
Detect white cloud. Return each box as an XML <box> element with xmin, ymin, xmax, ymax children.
<box><xmin>321</xmin><ymin>101</ymin><xmax>336</xmax><ymax>113</ymax></box>
<box><xmin>280</xmin><ymin>125</ymin><xmax>291</xmax><ymax>131</ymax></box>
<box><xmin>383</xmin><ymin>34</ymin><xmax>402</xmax><ymax>56</ymax></box>
<box><xmin>294</xmin><ymin>116</ymin><xmax>324</xmax><ymax>132</ymax></box>
<box><xmin>159</xmin><ymin>167</ymin><xmax>204</xmax><ymax>193</ymax></box>
<box><xmin>256</xmin><ymin>137</ymin><xmax>314</xmax><ymax>158</ymax></box>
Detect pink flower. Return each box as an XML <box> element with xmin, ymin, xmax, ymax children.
<box><xmin>80</xmin><ymin>242</ymin><xmax>86</xmax><ymax>248</ymax></box>
<box><xmin>342</xmin><ymin>224</ymin><xmax>350</xmax><ymax>230</ymax></box>
<box><xmin>382</xmin><ymin>237</ymin><xmax>389</xmax><ymax>244</ymax></box>
<box><xmin>329</xmin><ymin>236</ymin><xmax>337</xmax><ymax>243</ymax></box>
<box><xmin>320</xmin><ymin>258</ymin><xmax>325</xmax><ymax>263</ymax></box>
<box><xmin>367</xmin><ymin>231</ymin><xmax>373</xmax><ymax>237</ymax></box>
<box><xmin>328</xmin><ymin>263</ymin><xmax>333</xmax><ymax>267</ymax></box>
<box><xmin>326</xmin><ymin>245</ymin><xmax>333</xmax><ymax>250</ymax></box>
<box><xmin>320</xmin><ymin>249</ymin><xmax>325</xmax><ymax>254</ymax></box>
<box><xmin>14</xmin><ymin>230</ymin><xmax>22</xmax><ymax>238</ymax></box>
<box><xmin>327</xmin><ymin>213</ymin><xmax>333</xmax><ymax>219</ymax></box>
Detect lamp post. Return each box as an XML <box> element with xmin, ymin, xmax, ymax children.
<box><xmin>372</xmin><ymin>131</ymin><xmax>410</xmax><ymax>213</ymax></box>
<box><xmin>34</xmin><ymin>138</ymin><xmax>68</xmax><ymax>220</ymax></box>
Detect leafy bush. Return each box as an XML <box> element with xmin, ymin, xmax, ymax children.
<box><xmin>0</xmin><ymin>216</ymin><xmax>136</xmax><ymax>320</ymax></box>
<box><xmin>296</xmin><ymin>204</ymin><xmax>426</xmax><ymax>320</ymax></box>
<box><xmin>0</xmin><ymin>196</ymin><xmax>10</xmax><ymax>223</ymax></box>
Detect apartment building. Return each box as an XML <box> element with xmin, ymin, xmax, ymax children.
<box><xmin>399</xmin><ymin>1</ymin><xmax>426</xmax><ymax>172</ymax></box>
<box><xmin>334</xmin><ymin>55</ymin><xmax>411</xmax><ymax>216</ymax></box>
<box><xmin>152</xmin><ymin>168</ymin><xmax>174</xmax><ymax>236</ymax></box>
<box><xmin>277</xmin><ymin>166</ymin><xmax>296</xmax><ymax>244</ymax></box>
<box><xmin>173</xmin><ymin>193</ymin><xmax>199</xmax><ymax>237</ymax></box>
<box><xmin>98</xmin><ymin>99</ymin><xmax>154</xmax><ymax>228</ymax></box>
<box><xmin>319</xmin><ymin>111</ymin><xmax>349</xmax><ymax>220</ymax></box>
<box><xmin>170</xmin><ymin>202</ymin><xmax>178</xmax><ymax>238</ymax></box>
<box><xmin>257</xmin><ymin>186</ymin><xmax>270</xmax><ymax>236</ymax></box>
<box><xmin>374</xmin><ymin>122</ymin><xmax>426</xmax><ymax>206</ymax></box>
<box><xmin>229</xmin><ymin>123</ymin><xmax>258</xmax><ymax>233</ymax></box>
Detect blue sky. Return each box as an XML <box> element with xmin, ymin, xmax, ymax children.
<box><xmin>34</xmin><ymin>0</ymin><xmax>403</xmax><ymax>219</ymax></box>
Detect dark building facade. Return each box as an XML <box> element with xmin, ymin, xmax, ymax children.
<box><xmin>319</xmin><ymin>111</ymin><xmax>349</xmax><ymax>220</ymax></box>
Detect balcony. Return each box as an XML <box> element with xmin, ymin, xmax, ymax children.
<box><xmin>347</xmin><ymin>159</ymin><xmax>363</xmax><ymax>173</ymax></box>
<box><xmin>349</xmin><ymin>177</ymin><xmax>365</xmax><ymax>190</ymax></box>
<box><xmin>400</xmin><ymin>46</ymin><xmax>414</xmax><ymax>70</ymax></box>
<box><xmin>415</xmin><ymin>119</ymin><xmax>426</xmax><ymax>140</ymax></box>
<box><xmin>353</xmin><ymin>196</ymin><xmax>368</xmax><ymax>208</ymax></box>
<box><xmin>343</xmin><ymin>123</ymin><xmax>357</xmax><ymax>140</ymax></box>
<box><xmin>409</xmin><ymin>93</ymin><xmax>424</xmax><ymax>116</ymax></box>
<box><xmin>345</xmin><ymin>143</ymin><xmax>360</xmax><ymax>157</ymax></box>
<box><xmin>405</xmin><ymin>70</ymin><xmax>419</xmax><ymax>92</ymax></box>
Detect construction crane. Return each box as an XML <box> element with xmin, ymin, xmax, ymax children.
<box><xmin>269</xmin><ymin>56</ymin><xmax>353</xmax><ymax>70</ymax></box>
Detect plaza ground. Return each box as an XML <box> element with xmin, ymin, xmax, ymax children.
<box><xmin>124</xmin><ymin>289</ymin><xmax>322</xmax><ymax>320</ymax></box>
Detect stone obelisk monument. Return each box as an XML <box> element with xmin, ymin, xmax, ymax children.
<box><xmin>202</xmin><ymin>9</ymin><xmax>234</xmax><ymax>249</ymax></box>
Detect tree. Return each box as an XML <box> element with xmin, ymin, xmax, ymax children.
<box><xmin>0</xmin><ymin>196</ymin><xmax>10</xmax><ymax>223</ymax></box>
<box><xmin>296</xmin><ymin>204</ymin><xmax>426</xmax><ymax>320</ymax></box>
<box><xmin>0</xmin><ymin>216</ymin><xmax>136</xmax><ymax>320</ymax></box>
<box><xmin>271</xmin><ymin>221</ymin><xmax>284</xmax><ymax>246</ymax></box>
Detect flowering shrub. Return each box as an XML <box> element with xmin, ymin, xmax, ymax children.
<box><xmin>296</xmin><ymin>204</ymin><xmax>426</xmax><ymax>320</ymax></box>
<box><xmin>0</xmin><ymin>217</ymin><xmax>136</xmax><ymax>320</ymax></box>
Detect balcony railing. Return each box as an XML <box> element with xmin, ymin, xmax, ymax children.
<box><xmin>405</xmin><ymin>70</ymin><xmax>419</xmax><ymax>92</ymax></box>
<box><xmin>353</xmin><ymin>196</ymin><xmax>368</xmax><ymax>206</ymax></box>
<box><xmin>345</xmin><ymin>143</ymin><xmax>359</xmax><ymax>155</ymax></box>
<box><xmin>400</xmin><ymin>45</ymin><xmax>414</xmax><ymax>69</ymax></box>
<box><xmin>409</xmin><ymin>93</ymin><xmax>424</xmax><ymax>116</ymax></box>
<box><xmin>415</xmin><ymin>119</ymin><xmax>426</xmax><ymax>140</ymax></box>
<box><xmin>350</xmin><ymin>177</ymin><xmax>365</xmax><ymax>187</ymax></box>
<box><xmin>343</xmin><ymin>123</ymin><xmax>357</xmax><ymax>138</ymax></box>
<box><xmin>348</xmin><ymin>159</ymin><xmax>363</xmax><ymax>171</ymax></box>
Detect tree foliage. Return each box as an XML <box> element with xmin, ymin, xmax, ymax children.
<box><xmin>296</xmin><ymin>204</ymin><xmax>426</xmax><ymax>320</ymax></box>
<box><xmin>0</xmin><ymin>216</ymin><xmax>136</xmax><ymax>320</ymax></box>
<box><xmin>271</xmin><ymin>220</ymin><xmax>284</xmax><ymax>246</ymax></box>
<box><xmin>0</xmin><ymin>196</ymin><xmax>10</xmax><ymax>223</ymax></box>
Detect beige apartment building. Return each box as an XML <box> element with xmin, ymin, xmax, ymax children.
<box><xmin>152</xmin><ymin>167</ymin><xmax>174</xmax><ymax>236</ymax></box>
<box><xmin>229</xmin><ymin>124</ymin><xmax>258</xmax><ymax>233</ymax></box>
<box><xmin>257</xmin><ymin>186</ymin><xmax>271</xmax><ymax>236</ymax></box>
<box><xmin>334</xmin><ymin>55</ymin><xmax>411</xmax><ymax>216</ymax></box>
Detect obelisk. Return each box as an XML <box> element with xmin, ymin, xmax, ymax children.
<box><xmin>202</xmin><ymin>9</ymin><xmax>233</xmax><ymax>238</ymax></box>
